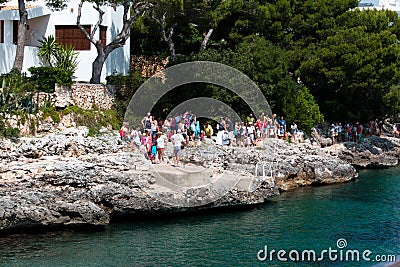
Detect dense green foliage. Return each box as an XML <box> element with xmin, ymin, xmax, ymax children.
<box><xmin>0</xmin><ymin>120</ymin><xmax>20</xmax><ymax>138</ymax></box>
<box><xmin>131</xmin><ymin>0</ymin><xmax>400</xmax><ymax>129</ymax></box>
<box><xmin>106</xmin><ymin>71</ymin><xmax>146</xmax><ymax>122</ymax></box>
<box><xmin>0</xmin><ymin>70</ymin><xmax>37</xmax><ymax>113</ymax></box>
<box><xmin>62</xmin><ymin>106</ymin><xmax>121</xmax><ymax>136</ymax></box>
<box><xmin>28</xmin><ymin>66</ymin><xmax>73</xmax><ymax>93</ymax></box>
<box><xmin>191</xmin><ymin>36</ymin><xmax>324</xmax><ymax>130</ymax></box>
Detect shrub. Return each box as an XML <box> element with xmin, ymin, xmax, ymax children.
<box><xmin>0</xmin><ymin>120</ymin><xmax>20</xmax><ymax>138</ymax></box>
<box><xmin>0</xmin><ymin>70</ymin><xmax>37</xmax><ymax>113</ymax></box>
<box><xmin>40</xmin><ymin>106</ymin><xmax>60</xmax><ymax>123</ymax></box>
<box><xmin>106</xmin><ymin>71</ymin><xmax>145</xmax><ymax>121</ymax></box>
<box><xmin>29</xmin><ymin>66</ymin><xmax>73</xmax><ymax>93</ymax></box>
<box><xmin>62</xmin><ymin>106</ymin><xmax>121</xmax><ymax>131</ymax></box>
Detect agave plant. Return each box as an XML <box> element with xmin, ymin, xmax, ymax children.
<box><xmin>38</xmin><ymin>35</ymin><xmax>58</xmax><ymax>67</ymax></box>
<box><xmin>37</xmin><ymin>36</ymin><xmax>79</xmax><ymax>74</ymax></box>
<box><xmin>54</xmin><ymin>44</ymin><xmax>79</xmax><ymax>73</ymax></box>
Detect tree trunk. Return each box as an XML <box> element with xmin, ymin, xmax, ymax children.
<box><xmin>77</xmin><ymin>1</ymin><xmax>151</xmax><ymax>84</ymax></box>
<box><xmin>89</xmin><ymin>43</ymin><xmax>107</xmax><ymax>84</ymax></box>
<box><xmin>200</xmin><ymin>29</ymin><xmax>213</xmax><ymax>51</ymax></box>
<box><xmin>167</xmin><ymin>38</ymin><xmax>176</xmax><ymax>63</ymax></box>
<box><xmin>12</xmin><ymin>0</ymin><xmax>27</xmax><ymax>71</ymax></box>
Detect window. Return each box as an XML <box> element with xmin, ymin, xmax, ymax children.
<box><xmin>0</xmin><ymin>20</ymin><xmax>3</xmax><ymax>43</ymax></box>
<box><xmin>13</xmin><ymin>20</ymin><xmax>18</xmax><ymax>44</ymax></box>
<box><xmin>55</xmin><ymin>25</ymin><xmax>91</xmax><ymax>50</ymax></box>
<box><xmin>100</xmin><ymin>25</ymin><xmax>107</xmax><ymax>48</ymax></box>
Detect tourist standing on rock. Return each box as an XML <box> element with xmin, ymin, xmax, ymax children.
<box><xmin>142</xmin><ymin>113</ymin><xmax>152</xmax><ymax>133</ymax></box>
<box><xmin>290</xmin><ymin>122</ymin><xmax>298</xmax><ymax>142</ymax></box>
<box><xmin>225</xmin><ymin>117</ymin><xmax>234</xmax><ymax>145</ymax></box>
<box><xmin>171</xmin><ymin>129</ymin><xmax>185</xmax><ymax>166</ymax></box>
<box><xmin>267</xmin><ymin>116</ymin><xmax>273</xmax><ymax>138</ymax></box>
<box><xmin>195</xmin><ymin>120</ymin><xmax>201</xmax><ymax>140</ymax></box>
<box><xmin>247</xmin><ymin>122</ymin><xmax>255</xmax><ymax>146</ymax></box>
<box><xmin>234</xmin><ymin>122</ymin><xmax>241</xmax><ymax>146</ymax></box>
<box><xmin>120</xmin><ymin>122</ymin><xmax>129</xmax><ymax>142</ymax></box>
<box><xmin>216</xmin><ymin>120</ymin><xmax>228</xmax><ymax>146</ymax></box>
<box><xmin>261</xmin><ymin>114</ymin><xmax>268</xmax><ymax>138</ymax></box>
<box><xmin>356</xmin><ymin>123</ymin><xmax>363</xmax><ymax>142</ymax></box>
<box><xmin>239</xmin><ymin>122</ymin><xmax>247</xmax><ymax>147</ymax></box>
<box><xmin>378</xmin><ymin>120</ymin><xmax>384</xmax><ymax>136</ymax></box>
<box><xmin>200</xmin><ymin>130</ymin><xmax>205</xmax><ymax>141</ymax></box>
<box><xmin>204</xmin><ymin>123</ymin><xmax>213</xmax><ymax>138</ymax></box>
<box><xmin>368</xmin><ymin>120</ymin><xmax>375</xmax><ymax>136</ymax></box>
<box><xmin>346</xmin><ymin>124</ymin><xmax>351</xmax><ymax>142</ymax></box>
<box><xmin>280</xmin><ymin>116</ymin><xmax>287</xmax><ymax>137</ymax></box>
<box><xmin>337</xmin><ymin>123</ymin><xmax>343</xmax><ymax>142</ymax></box>
<box><xmin>130</xmin><ymin>127</ymin><xmax>142</xmax><ymax>151</ymax></box>
<box><xmin>330</xmin><ymin>124</ymin><xmax>336</xmax><ymax>144</ymax></box>
<box><xmin>157</xmin><ymin>131</ymin><xmax>167</xmax><ymax>163</ymax></box>
<box><xmin>174</xmin><ymin>113</ymin><xmax>181</xmax><ymax>131</ymax></box>
<box><xmin>247</xmin><ymin>113</ymin><xmax>255</xmax><ymax>125</ymax></box>
<box><xmin>256</xmin><ymin>117</ymin><xmax>263</xmax><ymax>139</ymax></box>
<box><xmin>151</xmin><ymin>119</ymin><xmax>158</xmax><ymax>137</ymax></box>
<box><xmin>146</xmin><ymin>132</ymin><xmax>153</xmax><ymax>160</ymax></box>
<box><xmin>352</xmin><ymin>124</ymin><xmax>357</xmax><ymax>142</ymax></box>
<box><xmin>150</xmin><ymin>135</ymin><xmax>157</xmax><ymax>163</ymax></box>
<box><xmin>273</xmin><ymin>114</ymin><xmax>280</xmax><ymax>138</ymax></box>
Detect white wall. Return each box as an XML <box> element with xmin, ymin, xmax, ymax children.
<box><xmin>0</xmin><ymin>43</ymin><xmax>40</xmax><ymax>74</ymax></box>
<box><xmin>105</xmin><ymin>4</ymin><xmax>130</xmax><ymax>77</ymax></box>
<box><xmin>26</xmin><ymin>15</ymin><xmax>50</xmax><ymax>47</ymax></box>
<box><xmin>0</xmin><ymin>43</ymin><xmax>15</xmax><ymax>72</ymax></box>
<box><xmin>3</xmin><ymin>21</ymin><xmax>13</xmax><ymax>44</ymax></box>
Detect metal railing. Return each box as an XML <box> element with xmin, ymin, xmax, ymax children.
<box><xmin>255</xmin><ymin>161</ymin><xmax>275</xmax><ymax>187</ymax></box>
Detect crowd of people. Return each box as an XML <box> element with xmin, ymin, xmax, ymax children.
<box><xmin>327</xmin><ymin>120</ymin><xmax>400</xmax><ymax>144</ymax></box>
<box><xmin>120</xmin><ymin>111</ymin><xmax>201</xmax><ymax>166</ymax></box>
<box><xmin>120</xmin><ymin>112</ymin><xmax>400</xmax><ymax>165</ymax></box>
<box><xmin>119</xmin><ymin>111</ymin><xmax>302</xmax><ymax>166</ymax></box>
<box><xmin>214</xmin><ymin>113</ymin><xmax>300</xmax><ymax>147</ymax></box>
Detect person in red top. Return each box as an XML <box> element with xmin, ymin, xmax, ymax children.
<box><xmin>256</xmin><ymin>118</ymin><xmax>263</xmax><ymax>139</ymax></box>
<box><xmin>146</xmin><ymin>132</ymin><xmax>152</xmax><ymax>159</ymax></box>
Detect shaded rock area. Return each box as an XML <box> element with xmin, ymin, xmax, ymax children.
<box><xmin>327</xmin><ymin>136</ymin><xmax>400</xmax><ymax>168</ymax></box>
<box><xmin>0</xmin><ymin>127</ymin><xmax>374</xmax><ymax>233</ymax></box>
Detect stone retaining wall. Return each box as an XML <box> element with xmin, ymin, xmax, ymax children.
<box><xmin>33</xmin><ymin>83</ymin><xmax>117</xmax><ymax>110</ymax></box>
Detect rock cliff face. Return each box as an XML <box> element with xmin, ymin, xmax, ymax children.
<box><xmin>180</xmin><ymin>140</ymin><xmax>357</xmax><ymax>192</ymax></box>
<box><xmin>325</xmin><ymin>136</ymin><xmax>400</xmax><ymax>168</ymax></box>
<box><xmin>0</xmin><ymin>128</ymin><xmax>360</xmax><ymax>233</ymax></box>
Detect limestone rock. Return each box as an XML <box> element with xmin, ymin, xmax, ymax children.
<box><xmin>0</xmin><ymin>127</ymin><xmax>370</xmax><ymax>234</ymax></box>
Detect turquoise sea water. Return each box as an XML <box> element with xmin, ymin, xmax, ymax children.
<box><xmin>0</xmin><ymin>167</ymin><xmax>399</xmax><ymax>267</ymax></box>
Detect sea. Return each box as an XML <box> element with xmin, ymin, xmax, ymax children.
<box><xmin>1</xmin><ymin>166</ymin><xmax>399</xmax><ymax>267</ymax></box>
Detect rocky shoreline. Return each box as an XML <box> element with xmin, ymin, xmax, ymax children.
<box><xmin>1</xmin><ymin>127</ymin><xmax>399</xmax><ymax>234</ymax></box>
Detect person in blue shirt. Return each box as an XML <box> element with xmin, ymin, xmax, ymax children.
<box><xmin>279</xmin><ymin>116</ymin><xmax>286</xmax><ymax>137</ymax></box>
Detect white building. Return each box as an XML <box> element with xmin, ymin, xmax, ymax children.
<box><xmin>0</xmin><ymin>0</ymin><xmax>130</xmax><ymax>82</ymax></box>
<box><xmin>358</xmin><ymin>0</ymin><xmax>400</xmax><ymax>16</ymax></box>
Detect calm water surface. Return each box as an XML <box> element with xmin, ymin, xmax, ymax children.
<box><xmin>0</xmin><ymin>167</ymin><xmax>399</xmax><ymax>266</ymax></box>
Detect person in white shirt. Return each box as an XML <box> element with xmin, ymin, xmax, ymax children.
<box><xmin>247</xmin><ymin>123</ymin><xmax>255</xmax><ymax>146</ymax></box>
<box><xmin>130</xmin><ymin>127</ymin><xmax>141</xmax><ymax>151</ymax></box>
<box><xmin>170</xmin><ymin>129</ymin><xmax>185</xmax><ymax>166</ymax></box>
<box><xmin>156</xmin><ymin>132</ymin><xmax>167</xmax><ymax>163</ymax></box>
